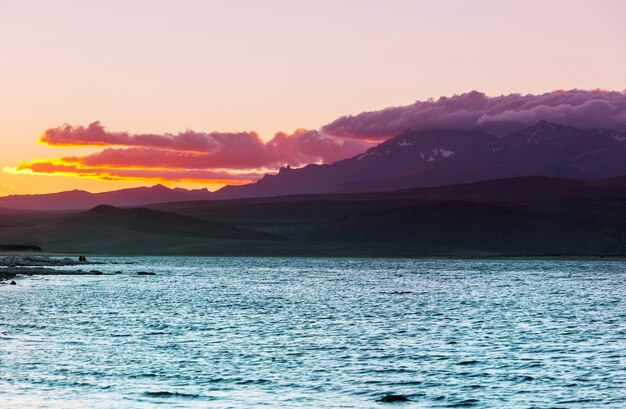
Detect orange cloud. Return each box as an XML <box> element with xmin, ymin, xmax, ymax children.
<box><xmin>12</xmin><ymin>89</ymin><xmax>626</xmax><ymax>189</ymax></box>
<box><xmin>40</xmin><ymin>122</ymin><xmax>373</xmax><ymax>167</ymax></box>
<box><xmin>5</xmin><ymin>159</ymin><xmax>260</xmax><ymax>185</ymax></box>
<box><xmin>9</xmin><ymin>122</ymin><xmax>375</xmax><ymax>187</ymax></box>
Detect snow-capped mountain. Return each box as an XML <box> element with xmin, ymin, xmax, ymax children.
<box><xmin>214</xmin><ymin>121</ymin><xmax>626</xmax><ymax>198</ymax></box>
<box><xmin>3</xmin><ymin>121</ymin><xmax>625</xmax><ymax>209</ymax></box>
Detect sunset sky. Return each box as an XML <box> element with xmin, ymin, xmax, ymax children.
<box><xmin>1</xmin><ymin>0</ymin><xmax>625</xmax><ymax>194</ymax></box>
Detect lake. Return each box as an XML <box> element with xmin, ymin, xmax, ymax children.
<box><xmin>1</xmin><ymin>257</ymin><xmax>624</xmax><ymax>408</ymax></box>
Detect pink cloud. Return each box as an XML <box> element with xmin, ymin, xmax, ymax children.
<box><xmin>40</xmin><ymin>122</ymin><xmax>246</xmax><ymax>153</ymax></box>
<box><xmin>14</xmin><ymin>89</ymin><xmax>626</xmax><ymax>186</ymax></box>
<box><xmin>41</xmin><ymin>124</ymin><xmax>372</xmax><ymax>169</ymax></box>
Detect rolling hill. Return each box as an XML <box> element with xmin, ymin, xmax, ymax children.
<box><xmin>1</xmin><ymin>176</ymin><xmax>622</xmax><ymax>257</ymax></box>
<box><xmin>0</xmin><ymin>184</ymin><xmax>213</xmax><ymax>211</ymax></box>
<box><xmin>0</xmin><ymin>205</ymin><xmax>282</xmax><ymax>254</ymax></box>
<box><xmin>301</xmin><ymin>200</ymin><xmax>620</xmax><ymax>255</ymax></box>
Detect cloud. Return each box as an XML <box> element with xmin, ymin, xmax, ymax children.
<box><xmin>41</xmin><ymin>122</ymin><xmax>264</xmax><ymax>154</ymax></box>
<box><xmin>321</xmin><ymin>89</ymin><xmax>626</xmax><ymax>138</ymax></box>
<box><xmin>40</xmin><ymin>123</ymin><xmax>371</xmax><ymax>169</ymax></box>
<box><xmin>9</xmin><ymin>89</ymin><xmax>626</xmax><ymax>188</ymax></box>
<box><xmin>6</xmin><ymin>160</ymin><xmax>261</xmax><ymax>185</ymax></box>
<box><xmin>11</xmin><ymin>124</ymin><xmax>372</xmax><ymax>185</ymax></box>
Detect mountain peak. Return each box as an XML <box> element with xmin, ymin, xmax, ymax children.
<box><xmin>524</xmin><ymin>120</ymin><xmax>572</xmax><ymax>134</ymax></box>
<box><xmin>515</xmin><ymin>120</ymin><xmax>570</xmax><ymax>144</ymax></box>
<box><xmin>277</xmin><ymin>165</ymin><xmax>293</xmax><ymax>175</ymax></box>
<box><xmin>212</xmin><ymin>124</ymin><xmax>626</xmax><ymax>199</ymax></box>
<box><xmin>88</xmin><ymin>204</ymin><xmax>119</xmax><ymax>214</ymax></box>
<box><xmin>535</xmin><ymin>119</ymin><xmax>562</xmax><ymax>129</ymax></box>
<box><xmin>150</xmin><ymin>184</ymin><xmax>170</xmax><ymax>191</ymax></box>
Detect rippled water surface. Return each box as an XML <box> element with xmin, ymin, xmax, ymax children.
<box><xmin>1</xmin><ymin>257</ymin><xmax>625</xmax><ymax>408</ymax></box>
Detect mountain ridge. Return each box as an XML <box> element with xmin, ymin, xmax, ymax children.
<box><xmin>0</xmin><ymin>184</ymin><xmax>213</xmax><ymax>211</ymax></box>
<box><xmin>0</xmin><ymin>176</ymin><xmax>623</xmax><ymax>257</ymax></box>
<box><xmin>212</xmin><ymin>121</ymin><xmax>626</xmax><ymax>199</ymax></box>
<box><xmin>2</xmin><ymin>121</ymin><xmax>625</xmax><ymax>210</ymax></box>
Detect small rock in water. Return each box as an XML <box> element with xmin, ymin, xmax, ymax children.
<box><xmin>457</xmin><ymin>360</ymin><xmax>479</xmax><ymax>366</ymax></box>
<box><xmin>114</xmin><ymin>271</ymin><xmax>123</xmax><ymax>275</ymax></box>
<box><xmin>378</xmin><ymin>394</ymin><xmax>410</xmax><ymax>403</ymax></box>
<box><xmin>137</xmin><ymin>272</ymin><xmax>155</xmax><ymax>275</ymax></box>
<box><xmin>10</xmin><ymin>280</ymin><xmax>16</xmax><ymax>285</ymax></box>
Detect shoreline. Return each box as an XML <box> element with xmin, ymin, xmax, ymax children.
<box><xmin>0</xmin><ymin>255</ymin><xmax>115</xmax><ymax>282</ymax></box>
<box><xmin>2</xmin><ymin>252</ymin><xmax>624</xmax><ymax>284</ymax></box>
<box><xmin>2</xmin><ymin>251</ymin><xmax>625</xmax><ymax>262</ymax></box>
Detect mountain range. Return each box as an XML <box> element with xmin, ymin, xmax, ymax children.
<box><xmin>214</xmin><ymin>121</ymin><xmax>626</xmax><ymax>199</ymax></box>
<box><xmin>0</xmin><ymin>176</ymin><xmax>623</xmax><ymax>256</ymax></box>
<box><xmin>0</xmin><ymin>121</ymin><xmax>625</xmax><ymax>211</ymax></box>
<box><xmin>0</xmin><ymin>184</ymin><xmax>212</xmax><ymax>211</ymax></box>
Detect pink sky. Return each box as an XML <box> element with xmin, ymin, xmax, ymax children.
<box><xmin>0</xmin><ymin>0</ymin><xmax>624</xmax><ymax>194</ymax></box>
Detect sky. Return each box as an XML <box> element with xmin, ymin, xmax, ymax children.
<box><xmin>0</xmin><ymin>0</ymin><xmax>625</xmax><ymax>194</ymax></box>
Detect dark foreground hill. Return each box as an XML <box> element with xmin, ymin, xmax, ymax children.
<box><xmin>0</xmin><ymin>205</ymin><xmax>282</xmax><ymax>254</ymax></box>
<box><xmin>151</xmin><ymin>176</ymin><xmax>626</xmax><ymax>234</ymax></box>
<box><xmin>1</xmin><ymin>176</ymin><xmax>620</xmax><ymax>257</ymax></box>
<box><xmin>302</xmin><ymin>201</ymin><xmax>618</xmax><ymax>255</ymax></box>
<box><xmin>155</xmin><ymin>176</ymin><xmax>626</xmax><ymax>257</ymax></box>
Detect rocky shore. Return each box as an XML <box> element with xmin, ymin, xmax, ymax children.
<box><xmin>0</xmin><ymin>255</ymin><xmax>91</xmax><ymax>268</ymax></box>
<box><xmin>1</xmin><ymin>255</ymin><xmax>108</xmax><ymax>283</ymax></box>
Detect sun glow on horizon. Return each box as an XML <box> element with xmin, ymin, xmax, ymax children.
<box><xmin>1</xmin><ymin>1</ymin><xmax>624</xmax><ymax>194</ymax></box>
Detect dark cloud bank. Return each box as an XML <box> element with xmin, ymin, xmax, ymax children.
<box><xmin>323</xmin><ymin>89</ymin><xmax>626</xmax><ymax>138</ymax></box>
